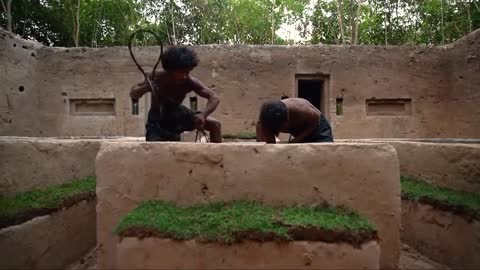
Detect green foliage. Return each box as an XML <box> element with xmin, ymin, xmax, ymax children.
<box><xmin>310</xmin><ymin>0</ymin><xmax>480</xmax><ymax>45</ymax></box>
<box><xmin>1</xmin><ymin>0</ymin><xmax>479</xmax><ymax>46</ymax></box>
<box><xmin>0</xmin><ymin>176</ymin><xmax>96</xmax><ymax>218</ymax></box>
<box><xmin>401</xmin><ymin>176</ymin><xmax>480</xmax><ymax>219</ymax></box>
<box><xmin>115</xmin><ymin>200</ymin><xmax>375</xmax><ymax>242</ymax></box>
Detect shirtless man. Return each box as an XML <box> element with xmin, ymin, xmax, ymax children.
<box><xmin>256</xmin><ymin>98</ymin><xmax>333</xmax><ymax>143</ymax></box>
<box><xmin>130</xmin><ymin>46</ymin><xmax>221</xmax><ymax>142</ymax></box>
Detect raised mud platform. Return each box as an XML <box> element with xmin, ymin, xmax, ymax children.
<box><xmin>114</xmin><ymin>200</ymin><xmax>380</xmax><ymax>269</ymax></box>
<box><xmin>96</xmin><ymin>142</ymin><xmax>401</xmax><ymax>269</ymax></box>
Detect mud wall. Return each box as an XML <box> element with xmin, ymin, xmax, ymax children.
<box><xmin>1</xmin><ymin>28</ymin><xmax>479</xmax><ymax>138</ymax></box>
<box><xmin>445</xmin><ymin>30</ymin><xmax>480</xmax><ymax>138</ymax></box>
<box><xmin>0</xmin><ymin>200</ymin><xmax>96</xmax><ymax>269</ymax></box>
<box><xmin>402</xmin><ymin>200</ymin><xmax>480</xmax><ymax>269</ymax></box>
<box><xmin>0</xmin><ymin>137</ymin><xmax>141</xmax><ymax>195</ymax></box>
<box><xmin>342</xmin><ymin>139</ymin><xmax>480</xmax><ymax>193</ymax></box>
<box><xmin>117</xmin><ymin>239</ymin><xmax>380</xmax><ymax>269</ymax></box>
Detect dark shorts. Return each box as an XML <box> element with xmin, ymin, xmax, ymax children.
<box><xmin>303</xmin><ymin>114</ymin><xmax>334</xmax><ymax>143</ymax></box>
<box><xmin>146</xmin><ymin>104</ymin><xmax>196</xmax><ymax>142</ymax></box>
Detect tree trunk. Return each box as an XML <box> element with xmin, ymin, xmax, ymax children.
<box><xmin>1</xmin><ymin>0</ymin><xmax>12</xmax><ymax>32</ymax></box>
<box><xmin>474</xmin><ymin>1</ymin><xmax>480</xmax><ymax>13</ymax></box>
<box><xmin>164</xmin><ymin>17</ymin><xmax>172</xmax><ymax>44</ymax></box>
<box><xmin>440</xmin><ymin>0</ymin><xmax>445</xmax><ymax>45</ymax></box>
<box><xmin>271</xmin><ymin>0</ymin><xmax>275</xmax><ymax>44</ymax></box>
<box><xmin>336</xmin><ymin>0</ymin><xmax>345</xmax><ymax>44</ymax></box>
<box><xmin>466</xmin><ymin>1</ymin><xmax>472</xmax><ymax>33</ymax></box>
<box><xmin>353</xmin><ymin>0</ymin><xmax>362</xmax><ymax>45</ymax></box>
<box><xmin>170</xmin><ymin>0</ymin><xmax>177</xmax><ymax>45</ymax></box>
<box><xmin>73</xmin><ymin>0</ymin><xmax>81</xmax><ymax>47</ymax></box>
<box><xmin>384</xmin><ymin>0</ymin><xmax>388</xmax><ymax>45</ymax></box>
<box><xmin>349</xmin><ymin>0</ymin><xmax>354</xmax><ymax>43</ymax></box>
<box><xmin>91</xmin><ymin>0</ymin><xmax>103</xmax><ymax>47</ymax></box>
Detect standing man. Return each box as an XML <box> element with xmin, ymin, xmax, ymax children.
<box><xmin>130</xmin><ymin>46</ymin><xmax>222</xmax><ymax>142</ymax></box>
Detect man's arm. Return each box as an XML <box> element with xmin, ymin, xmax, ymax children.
<box><xmin>191</xmin><ymin>78</ymin><xmax>220</xmax><ymax>118</ymax></box>
<box><xmin>256</xmin><ymin>122</ymin><xmax>276</xmax><ymax>143</ymax></box>
<box><xmin>130</xmin><ymin>71</ymin><xmax>162</xmax><ymax>100</ymax></box>
<box><xmin>130</xmin><ymin>80</ymin><xmax>151</xmax><ymax>100</ymax></box>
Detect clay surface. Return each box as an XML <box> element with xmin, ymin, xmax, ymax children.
<box><xmin>402</xmin><ymin>200</ymin><xmax>480</xmax><ymax>269</ymax></box>
<box><xmin>0</xmin><ymin>199</ymin><xmax>96</xmax><ymax>269</ymax></box>
<box><xmin>0</xmin><ymin>137</ymin><xmax>141</xmax><ymax>195</ymax></box>
<box><xmin>390</xmin><ymin>142</ymin><xmax>480</xmax><ymax>193</ymax></box>
<box><xmin>116</xmin><ymin>238</ymin><xmax>380</xmax><ymax>269</ymax></box>
<box><xmin>96</xmin><ymin>142</ymin><xmax>401</xmax><ymax>269</ymax></box>
<box><xmin>66</xmin><ymin>243</ymin><xmax>451</xmax><ymax>270</ymax></box>
<box><xmin>341</xmin><ymin>139</ymin><xmax>480</xmax><ymax>193</ymax></box>
<box><xmin>1</xmin><ymin>29</ymin><xmax>479</xmax><ymax>138</ymax></box>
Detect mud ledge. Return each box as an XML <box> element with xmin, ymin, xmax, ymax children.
<box><xmin>401</xmin><ymin>194</ymin><xmax>478</xmax><ymax>221</ymax></box>
<box><xmin>119</xmin><ymin>226</ymin><xmax>377</xmax><ymax>247</ymax></box>
<box><xmin>0</xmin><ymin>193</ymin><xmax>95</xmax><ymax>229</ymax></box>
<box><xmin>0</xmin><ymin>176</ymin><xmax>96</xmax><ymax>229</ymax></box>
<box><xmin>401</xmin><ymin>177</ymin><xmax>480</xmax><ymax>222</ymax></box>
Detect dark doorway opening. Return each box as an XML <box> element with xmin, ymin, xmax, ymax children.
<box><xmin>297</xmin><ymin>79</ymin><xmax>323</xmax><ymax>111</ymax></box>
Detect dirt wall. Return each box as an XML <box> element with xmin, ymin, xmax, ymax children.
<box><xmin>0</xmin><ymin>137</ymin><xmax>100</xmax><ymax>195</ymax></box>
<box><xmin>1</xmin><ymin>28</ymin><xmax>479</xmax><ymax>138</ymax></box>
<box><xmin>445</xmin><ymin>30</ymin><xmax>480</xmax><ymax>138</ymax></box>
<box><xmin>402</xmin><ymin>200</ymin><xmax>480</xmax><ymax>269</ymax></box>
<box><xmin>95</xmin><ymin>142</ymin><xmax>401</xmax><ymax>269</ymax></box>
<box><xmin>117</xmin><ymin>238</ymin><xmax>380</xmax><ymax>269</ymax></box>
<box><xmin>342</xmin><ymin>139</ymin><xmax>480</xmax><ymax>193</ymax></box>
<box><xmin>0</xmin><ymin>137</ymin><xmax>141</xmax><ymax>195</ymax></box>
<box><xmin>0</xmin><ymin>199</ymin><xmax>96</xmax><ymax>269</ymax></box>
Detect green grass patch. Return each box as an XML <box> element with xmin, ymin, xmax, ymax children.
<box><xmin>0</xmin><ymin>176</ymin><xmax>96</xmax><ymax>220</ymax></box>
<box><xmin>401</xmin><ymin>176</ymin><xmax>480</xmax><ymax>219</ymax></box>
<box><xmin>222</xmin><ymin>132</ymin><xmax>256</xmax><ymax>140</ymax></box>
<box><xmin>115</xmin><ymin>201</ymin><xmax>375</xmax><ymax>243</ymax></box>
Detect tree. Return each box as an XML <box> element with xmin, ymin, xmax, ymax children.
<box><xmin>336</xmin><ymin>0</ymin><xmax>346</xmax><ymax>44</ymax></box>
<box><xmin>271</xmin><ymin>0</ymin><xmax>275</xmax><ymax>44</ymax></box>
<box><xmin>0</xmin><ymin>0</ymin><xmax>11</xmax><ymax>32</ymax></box>
<box><xmin>1</xmin><ymin>0</ymin><xmax>479</xmax><ymax>47</ymax></box>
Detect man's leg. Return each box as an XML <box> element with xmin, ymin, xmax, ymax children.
<box><xmin>204</xmin><ymin>117</ymin><xmax>222</xmax><ymax>143</ymax></box>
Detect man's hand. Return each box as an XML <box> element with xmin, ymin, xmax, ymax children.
<box><xmin>194</xmin><ymin>113</ymin><xmax>206</xmax><ymax>130</ymax></box>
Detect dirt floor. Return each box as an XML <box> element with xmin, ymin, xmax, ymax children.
<box><xmin>66</xmin><ymin>243</ymin><xmax>448</xmax><ymax>270</ymax></box>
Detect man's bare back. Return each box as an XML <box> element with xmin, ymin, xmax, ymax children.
<box><xmin>278</xmin><ymin>98</ymin><xmax>321</xmax><ymax>137</ymax></box>
<box><xmin>257</xmin><ymin>98</ymin><xmax>333</xmax><ymax>143</ymax></box>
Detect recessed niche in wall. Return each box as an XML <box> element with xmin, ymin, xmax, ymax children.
<box><xmin>189</xmin><ymin>96</ymin><xmax>198</xmax><ymax>111</ymax></box>
<box><xmin>366</xmin><ymin>98</ymin><xmax>412</xmax><ymax>116</ymax></box>
<box><xmin>70</xmin><ymin>98</ymin><xmax>116</xmax><ymax>116</ymax></box>
<box><xmin>336</xmin><ymin>98</ymin><xmax>344</xmax><ymax>116</ymax></box>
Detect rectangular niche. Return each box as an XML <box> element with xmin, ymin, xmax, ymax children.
<box><xmin>366</xmin><ymin>98</ymin><xmax>412</xmax><ymax>116</ymax></box>
<box><xmin>70</xmin><ymin>98</ymin><xmax>116</xmax><ymax>116</ymax></box>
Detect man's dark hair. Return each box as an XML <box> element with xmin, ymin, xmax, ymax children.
<box><xmin>161</xmin><ymin>45</ymin><xmax>199</xmax><ymax>71</ymax></box>
<box><xmin>260</xmin><ymin>101</ymin><xmax>288</xmax><ymax>133</ymax></box>
<box><xmin>280</xmin><ymin>95</ymin><xmax>289</xmax><ymax>100</ymax></box>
